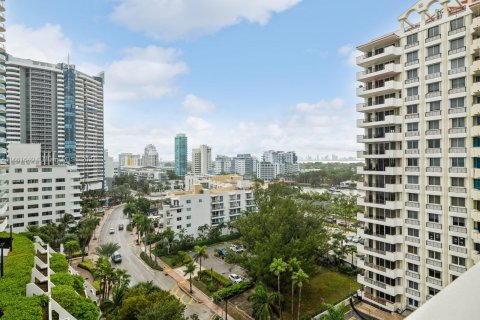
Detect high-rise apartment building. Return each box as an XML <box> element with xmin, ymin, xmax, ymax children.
<box><xmin>191</xmin><ymin>144</ymin><xmax>211</xmax><ymax>175</ymax></box>
<box><xmin>142</xmin><ymin>144</ymin><xmax>159</xmax><ymax>167</ymax></box>
<box><xmin>118</xmin><ymin>153</ymin><xmax>142</xmax><ymax>167</ymax></box>
<box><xmin>0</xmin><ymin>1</ymin><xmax>7</xmax><ymax>232</ymax></box>
<box><xmin>356</xmin><ymin>0</ymin><xmax>480</xmax><ymax>313</ymax></box>
<box><xmin>214</xmin><ymin>155</ymin><xmax>234</xmax><ymax>175</ymax></box>
<box><xmin>174</xmin><ymin>133</ymin><xmax>188</xmax><ymax>177</ymax></box>
<box><xmin>6</xmin><ymin>56</ymin><xmax>105</xmax><ymax>190</ymax></box>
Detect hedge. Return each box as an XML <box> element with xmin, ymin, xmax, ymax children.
<box><xmin>212</xmin><ymin>281</ymin><xmax>252</xmax><ymax>302</ymax></box>
<box><xmin>52</xmin><ymin>285</ymin><xmax>99</xmax><ymax>320</ymax></box>
<box><xmin>50</xmin><ymin>253</ymin><xmax>69</xmax><ymax>273</ymax></box>
<box><xmin>0</xmin><ymin>233</ymin><xmax>44</xmax><ymax>319</ymax></box>
<box><xmin>140</xmin><ymin>252</ymin><xmax>163</xmax><ymax>271</ymax></box>
<box><xmin>198</xmin><ymin>270</ymin><xmax>232</xmax><ymax>288</ymax></box>
<box><xmin>51</xmin><ymin>272</ymin><xmax>85</xmax><ymax>296</ymax></box>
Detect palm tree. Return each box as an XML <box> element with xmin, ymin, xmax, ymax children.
<box><xmin>269</xmin><ymin>257</ymin><xmax>288</xmax><ymax>319</ymax></box>
<box><xmin>132</xmin><ymin>213</ymin><xmax>145</xmax><ymax>243</ymax></box>
<box><xmin>184</xmin><ymin>261</ymin><xmax>196</xmax><ymax>293</ymax></box>
<box><xmin>133</xmin><ymin>280</ymin><xmax>161</xmax><ymax>294</ymax></box>
<box><xmin>294</xmin><ymin>268</ymin><xmax>309</xmax><ymax>320</ymax></box>
<box><xmin>247</xmin><ymin>283</ymin><xmax>280</xmax><ymax>320</ymax></box>
<box><xmin>288</xmin><ymin>257</ymin><xmax>300</xmax><ymax>317</ymax></box>
<box><xmin>94</xmin><ymin>256</ymin><xmax>115</xmax><ymax>300</ymax></box>
<box><xmin>193</xmin><ymin>245</ymin><xmax>208</xmax><ymax>280</ymax></box>
<box><xmin>64</xmin><ymin>240</ymin><xmax>80</xmax><ymax>264</ymax></box>
<box><xmin>345</xmin><ymin>245</ymin><xmax>357</xmax><ymax>265</ymax></box>
<box><xmin>320</xmin><ymin>303</ymin><xmax>349</xmax><ymax>320</ymax></box>
<box><xmin>136</xmin><ymin>215</ymin><xmax>152</xmax><ymax>257</ymax></box>
<box><xmin>95</xmin><ymin>242</ymin><xmax>120</xmax><ymax>258</ymax></box>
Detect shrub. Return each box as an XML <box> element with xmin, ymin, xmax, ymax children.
<box><xmin>198</xmin><ymin>270</ymin><xmax>232</xmax><ymax>288</ymax></box>
<box><xmin>0</xmin><ymin>233</ymin><xmax>44</xmax><ymax>319</ymax></box>
<box><xmin>212</xmin><ymin>281</ymin><xmax>252</xmax><ymax>302</ymax></box>
<box><xmin>140</xmin><ymin>252</ymin><xmax>163</xmax><ymax>271</ymax></box>
<box><xmin>50</xmin><ymin>253</ymin><xmax>69</xmax><ymax>273</ymax></box>
<box><xmin>126</xmin><ymin>223</ymin><xmax>133</xmax><ymax>232</ymax></box>
<box><xmin>51</xmin><ymin>272</ymin><xmax>85</xmax><ymax>295</ymax></box>
<box><xmin>78</xmin><ymin>259</ymin><xmax>95</xmax><ymax>274</ymax></box>
<box><xmin>52</xmin><ymin>285</ymin><xmax>100</xmax><ymax>320</ymax></box>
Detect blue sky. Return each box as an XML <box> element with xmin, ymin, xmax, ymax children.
<box><xmin>5</xmin><ymin>0</ymin><xmax>411</xmax><ymax>160</ymax></box>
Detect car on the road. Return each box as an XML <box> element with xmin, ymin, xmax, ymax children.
<box><xmin>111</xmin><ymin>251</ymin><xmax>122</xmax><ymax>263</ymax></box>
<box><xmin>118</xmin><ymin>224</ymin><xmax>124</xmax><ymax>231</ymax></box>
<box><xmin>325</xmin><ymin>217</ymin><xmax>337</xmax><ymax>224</ymax></box>
<box><xmin>228</xmin><ymin>273</ymin><xmax>243</xmax><ymax>284</ymax></box>
<box><xmin>109</xmin><ymin>227</ymin><xmax>115</xmax><ymax>234</ymax></box>
<box><xmin>229</xmin><ymin>245</ymin><xmax>245</xmax><ymax>253</ymax></box>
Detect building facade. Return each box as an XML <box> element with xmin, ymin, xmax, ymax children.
<box><xmin>175</xmin><ymin>133</ymin><xmax>188</xmax><ymax>177</ymax></box>
<box><xmin>356</xmin><ymin>0</ymin><xmax>480</xmax><ymax>313</ymax></box>
<box><xmin>256</xmin><ymin>161</ymin><xmax>276</xmax><ymax>181</ymax></box>
<box><xmin>6</xmin><ymin>56</ymin><xmax>105</xmax><ymax>190</ymax></box>
<box><xmin>214</xmin><ymin>155</ymin><xmax>235</xmax><ymax>175</ymax></box>
<box><xmin>0</xmin><ymin>1</ymin><xmax>7</xmax><ymax>232</ymax></box>
<box><xmin>191</xmin><ymin>144</ymin><xmax>211</xmax><ymax>175</ymax></box>
<box><xmin>118</xmin><ymin>153</ymin><xmax>142</xmax><ymax>167</ymax></box>
<box><xmin>142</xmin><ymin>144</ymin><xmax>159</xmax><ymax>167</ymax></box>
<box><xmin>6</xmin><ymin>144</ymin><xmax>82</xmax><ymax>232</ymax></box>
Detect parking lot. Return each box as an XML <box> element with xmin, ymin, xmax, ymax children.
<box><xmin>187</xmin><ymin>242</ymin><xmax>246</xmax><ymax>279</ymax></box>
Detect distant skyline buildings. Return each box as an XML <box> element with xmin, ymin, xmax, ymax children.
<box><xmin>174</xmin><ymin>133</ymin><xmax>188</xmax><ymax>177</ymax></box>
<box><xmin>142</xmin><ymin>144</ymin><xmax>159</xmax><ymax>167</ymax></box>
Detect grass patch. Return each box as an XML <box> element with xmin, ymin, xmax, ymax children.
<box><xmin>159</xmin><ymin>253</ymin><xmax>191</xmax><ymax>268</ymax></box>
<box><xmin>78</xmin><ymin>258</ymin><xmax>95</xmax><ymax>273</ymax></box>
<box><xmin>192</xmin><ymin>278</ymin><xmax>211</xmax><ymax>297</ymax></box>
<box><xmin>283</xmin><ymin>266</ymin><xmax>360</xmax><ymax>319</ymax></box>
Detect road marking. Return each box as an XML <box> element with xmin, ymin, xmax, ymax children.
<box><xmin>187</xmin><ymin>297</ymin><xmax>193</xmax><ymax>305</ymax></box>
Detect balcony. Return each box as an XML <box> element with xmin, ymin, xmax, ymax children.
<box><xmin>471</xmin><ymin>38</ymin><xmax>480</xmax><ymax>55</ymax></box>
<box><xmin>405</xmin><ymin>166</ymin><xmax>420</xmax><ymax>172</ymax></box>
<box><xmin>426</xmin><ymin>276</ymin><xmax>443</xmax><ymax>287</ymax></box>
<box><xmin>426</xmin><ymin>167</ymin><xmax>442</xmax><ymax>173</ymax></box>
<box><xmin>425</xmin><ymin>53</ymin><xmax>441</xmax><ymax>62</ymax></box>
<box><xmin>472</xmin><ymin>60</ymin><xmax>480</xmax><ymax>75</ymax></box>
<box><xmin>426</xmin><ymin>203</ymin><xmax>442</xmax><ymax>211</ymax></box>
<box><xmin>356</xmin><ymin>46</ymin><xmax>402</xmax><ymax>67</ymax></box>
<box><xmin>426</xmin><ymin>222</ymin><xmax>442</xmax><ymax>230</ymax></box>
<box><xmin>472</xmin><ymin>82</ymin><xmax>480</xmax><ymax>95</ymax></box>
<box><xmin>472</xmin><ymin>230</ymin><xmax>480</xmax><ymax>243</ymax></box>
<box><xmin>425</xmin><ymin>72</ymin><xmax>441</xmax><ymax>81</ymax></box>
<box><xmin>425</xmin><ymin>91</ymin><xmax>442</xmax><ymax>99</ymax></box>
<box><xmin>449</xmin><ymin>167</ymin><xmax>467</xmax><ymax>174</ymax></box>
<box><xmin>357</xmin><ymin>115</ymin><xmax>402</xmax><ymax>128</ymax></box>
<box><xmin>357</xmin><ymin>166</ymin><xmax>403</xmax><ymax>175</ymax></box>
<box><xmin>448</xmin><ymin>186</ymin><xmax>466</xmax><ymax>195</ymax></box>
<box><xmin>426</xmin><ymin>129</ymin><xmax>441</xmax><ymax>136</ymax></box>
<box><xmin>449</xmin><ymin>245</ymin><xmax>467</xmax><ymax>254</ymax></box>
<box><xmin>448</xmin><ymin>87</ymin><xmax>466</xmax><ymax>95</ymax></box>
<box><xmin>405</xmin><ymin>218</ymin><xmax>420</xmax><ymax>226</ymax></box>
<box><xmin>405</xmin><ymin>253</ymin><xmax>421</xmax><ymax>262</ymax></box>
<box><xmin>426</xmin><ymin>240</ymin><xmax>442</xmax><ymax>249</ymax></box>
<box><xmin>449</xmin><ymin>147</ymin><xmax>467</xmax><ymax>155</ymax></box>
<box><xmin>426</xmin><ymin>185</ymin><xmax>442</xmax><ymax>192</ymax></box>
<box><xmin>355</xmin><ymin>98</ymin><xmax>402</xmax><ymax>113</ymax></box>
<box><xmin>426</xmin><ymin>148</ymin><xmax>441</xmax><ymax>154</ymax></box>
<box><xmin>448</xmin><ymin>46</ymin><xmax>466</xmax><ymax>56</ymax></box>
<box><xmin>405</xmin><ymin>235</ymin><xmax>420</xmax><ymax>244</ymax></box>
<box><xmin>358</xmin><ymin>275</ymin><xmax>403</xmax><ymax>297</ymax></box>
<box><xmin>357</xmin><ymin>80</ymin><xmax>402</xmax><ymax>98</ymax></box>
<box><xmin>449</xmin><ymin>225</ymin><xmax>467</xmax><ymax>234</ymax></box>
<box><xmin>449</xmin><ymin>206</ymin><xmax>467</xmax><ymax>214</ymax></box>
<box><xmin>357</xmin><ymin>63</ymin><xmax>401</xmax><ymax>82</ymax></box>
<box><xmin>425</xmin><ymin>110</ymin><xmax>442</xmax><ymax>118</ymax></box>
<box><xmin>357</xmin><ymin>132</ymin><xmax>402</xmax><ymax>143</ymax></box>
<box><xmin>358</xmin><ymin>149</ymin><xmax>403</xmax><ymax>159</ymax></box>
<box><xmin>449</xmin><ymin>264</ymin><xmax>467</xmax><ymax>274</ymax></box>
<box><xmin>359</xmin><ymin>291</ymin><xmax>397</xmax><ymax>313</ymax></box>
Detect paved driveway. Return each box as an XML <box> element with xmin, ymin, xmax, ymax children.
<box><xmin>188</xmin><ymin>242</ymin><xmax>246</xmax><ymax>278</ymax></box>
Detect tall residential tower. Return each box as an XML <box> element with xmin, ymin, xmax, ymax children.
<box><xmin>174</xmin><ymin>133</ymin><xmax>188</xmax><ymax>177</ymax></box>
<box><xmin>0</xmin><ymin>1</ymin><xmax>7</xmax><ymax>232</ymax></box>
<box><xmin>356</xmin><ymin>0</ymin><xmax>480</xmax><ymax>314</ymax></box>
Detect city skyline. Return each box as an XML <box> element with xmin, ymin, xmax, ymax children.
<box><xmin>4</xmin><ymin>0</ymin><xmax>410</xmax><ymax>158</ymax></box>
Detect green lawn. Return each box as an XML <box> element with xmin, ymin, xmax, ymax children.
<box><xmin>283</xmin><ymin>266</ymin><xmax>360</xmax><ymax>319</ymax></box>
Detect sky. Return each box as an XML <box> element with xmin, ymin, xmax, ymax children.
<box><xmin>5</xmin><ymin>0</ymin><xmax>411</xmax><ymax>161</ymax></box>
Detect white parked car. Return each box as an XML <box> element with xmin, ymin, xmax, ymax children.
<box><xmin>229</xmin><ymin>245</ymin><xmax>245</xmax><ymax>253</ymax></box>
<box><xmin>109</xmin><ymin>227</ymin><xmax>115</xmax><ymax>234</ymax></box>
<box><xmin>228</xmin><ymin>274</ymin><xmax>243</xmax><ymax>284</ymax></box>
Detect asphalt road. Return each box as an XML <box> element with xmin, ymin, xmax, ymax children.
<box><xmin>98</xmin><ymin>205</ymin><xmax>214</xmax><ymax>320</ymax></box>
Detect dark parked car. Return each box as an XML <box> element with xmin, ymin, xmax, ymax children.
<box><xmin>118</xmin><ymin>224</ymin><xmax>124</xmax><ymax>231</ymax></box>
<box><xmin>111</xmin><ymin>251</ymin><xmax>122</xmax><ymax>263</ymax></box>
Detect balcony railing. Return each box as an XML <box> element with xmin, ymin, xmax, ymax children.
<box><xmin>426</xmin><ymin>72</ymin><xmax>441</xmax><ymax>80</ymax></box>
<box><xmin>448</xmin><ymin>46</ymin><xmax>466</xmax><ymax>55</ymax></box>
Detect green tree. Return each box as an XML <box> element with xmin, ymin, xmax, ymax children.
<box><xmin>133</xmin><ymin>281</ymin><xmax>161</xmax><ymax>294</ymax></box>
<box><xmin>247</xmin><ymin>283</ymin><xmax>279</xmax><ymax>320</ymax></box>
<box><xmin>320</xmin><ymin>302</ymin><xmax>350</xmax><ymax>320</ymax></box>
<box><xmin>269</xmin><ymin>258</ymin><xmax>288</xmax><ymax>319</ymax></box>
<box><xmin>288</xmin><ymin>257</ymin><xmax>300</xmax><ymax>317</ymax></box>
<box><xmin>51</xmin><ymin>285</ymin><xmax>99</xmax><ymax>320</ymax></box>
<box><xmin>95</xmin><ymin>242</ymin><xmax>120</xmax><ymax>258</ymax></box>
<box><xmin>183</xmin><ymin>261</ymin><xmax>196</xmax><ymax>293</ymax></box>
<box><xmin>193</xmin><ymin>245</ymin><xmax>208</xmax><ymax>280</ymax></box>
<box><xmin>294</xmin><ymin>269</ymin><xmax>309</xmax><ymax>320</ymax></box>
<box><xmin>64</xmin><ymin>240</ymin><xmax>80</xmax><ymax>264</ymax></box>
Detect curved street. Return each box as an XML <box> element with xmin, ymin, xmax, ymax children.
<box><xmin>97</xmin><ymin>205</ymin><xmax>214</xmax><ymax>320</ymax></box>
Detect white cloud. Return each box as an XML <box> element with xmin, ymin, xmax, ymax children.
<box><xmin>182</xmin><ymin>94</ymin><xmax>216</xmax><ymax>113</ymax></box>
<box><xmin>79</xmin><ymin>41</ymin><xmax>107</xmax><ymax>53</ymax></box>
<box><xmin>186</xmin><ymin>116</ymin><xmax>213</xmax><ymax>132</ymax></box>
<box><xmin>338</xmin><ymin>44</ymin><xmax>361</xmax><ymax>66</ymax></box>
<box><xmin>6</xmin><ymin>24</ymin><xmax>72</xmax><ymax>63</ymax></box>
<box><xmin>111</xmin><ymin>0</ymin><xmax>301</xmax><ymax>40</ymax></box>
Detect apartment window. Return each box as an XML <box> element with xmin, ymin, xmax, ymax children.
<box><xmin>28</xmin><ymin>204</ymin><xmax>38</xmax><ymax>209</ymax></box>
<box><xmin>28</xmin><ymin>213</ymin><xmax>38</xmax><ymax>218</ymax></box>
<box><xmin>427</xmin><ymin>45</ymin><xmax>440</xmax><ymax>57</ymax></box>
<box><xmin>428</xmin><ymin>139</ymin><xmax>441</xmax><ymax>148</ymax></box>
<box><xmin>186</xmin><ymin>223</ymin><xmax>191</xmax><ymax>228</ymax></box>
<box><xmin>450</xmin><ymin>17</ymin><xmax>464</xmax><ymax>30</ymax></box>
<box><xmin>450</xmin><ymin>57</ymin><xmax>465</xmax><ymax>69</ymax></box>
<box><xmin>407</xmin><ymin>33</ymin><xmax>418</xmax><ymax>45</ymax></box>
<box><xmin>407</xmin><ymin>175</ymin><xmax>419</xmax><ymax>184</ymax></box>
<box><xmin>12</xmin><ymin>197</ymin><xmax>24</xmax><ymax>202</ymax></box>
<box><xmin>427</xmin><ymin>26</ymin><xmax>440</xmax><ymax>38</ymax></box>
<box><xmin>42</xmin><ymin>179</ymin><xmax>52</xmax><ymax>183</ymax></box>
<box><xmin>55</xmin><ymin>194</ymin><xmax>65</xmax><ymax>199</ymax></box>
<box><xmin>450</xmin><ymin>97</ymin><xmax>465</xmax><ymax>108</ymax></box>
<box><xmin>428</xmin><ymin>213</ymin><xmax>439</xmax><ymax>223</ymax></box>
<box><xmin>12</xmin><ymin>214</ymin><xmax>24</xmax><ymax>219</ymax></box>
<box><xmin>407</xmin><ymin>122</ymin><xmax>419</xmax><ymax>132</ymax></box>
<box><xmin>186</xmin><ymin>216</ymin><xmax>191</xmax><ymax>220</ymax></box>
<box><xmin>427</xmin><ymin>63</ymin><xmax>441</xmax><ymax>74</ymax></box>
<box><xmin>12</xmin><ymin>180</ymin><xmax>24</xmax><ymax>185</ymax></box>
<box><xmin>406</xmin><ymin>104</ymin><xmax>418</xmax><ymax>114</ymax></box>
<box><xmin>408</xmin><ymin>245</ymin><xmax>419</xmax><ymax>255</ymax></box>
<box><xmin>451</xmin><ymin>138</ymin><xmax>465</xmax><ymax>148</ymax></box>
<box><xmin>408</xmin><ymin>263</ymin><xmax>419</xmax><ymax>273</ymax></box>
<box><xmin>451</xmin><ymin>157</ymin><xmax>465</xmax><ymax>167</ymax></box>
<box><xmin>407</xmin><ymin>140</ymin><xmax>419</xmax><ymax>149</ymax></box>
<box><xmin>407</xmin><ymin>210</ymin><xmax>418</xmax><ymax>219</ymax></box>
<box><xmin>429</xmin><ymin>287</ymin><xmax>440</xmax><ymax>296</ymax></box>
<box><xmin>12</xmin><ymin>223</ymin><xmax>25</xmax><ymax>228</ymax></box>
<box><xmin>451</xmin><ymin>197</ymin><xmax>465</xmax><ymax>207</ymax></box>
<box><xmin>451</xmin><ymin>77</ymin><xmax>465</xmax><ymax>89</ymax></box>
<box><xmin>177</xmin><ymin>217</ymin><xmax>182</xmax><ymax>221</ymax></box>
<box><xmin>429</xmin><ymin>250</ymin><xmax>441</xmax><ymax>260</ymax></box>
<box><xmin>452</xmin><ymin>236</ymin><xmax>465</xmax><ymax>247</ymax></box>
<box><xmin>429</xmin><ymin>195</ymin><xmax>441</xmax><ymax>204</ymax></box>
<box><xmin>429</xmin><ymin>269</ymin><xmax>441</xmax><ymax>279</ymax></box>
<box><xmin>14</xmin><ymin>168</ymin><xmax>22</xmax><ymax>173</ymax></box>
<box><xmin>407</xmin><ymin>87</ymin><xmax>419</xmax><ymax>96</ymax></box>
<box><xmin>452</xmin><ymin>118</ymin><xmax>465</xmax><ymax>128</ymax></box>
<box><xmin>42</xmin><ymin>211</ymin><xmax>52</xmax><ymax>216</ymax></box>
<box><xmin>408</xmin><ymin>298</ymin><xmax>419</xmax><ymax>308</ymax></box>
<box><xmin>408</xmin><ymin>280</ymin><xmax>419</xmax><ymax>290</ymax></box>
<box><xmin>427</xmin><ymin>82</ymin><xmax>440</xmax><ymax>93</ymax></box>
<box><xmin>42</xmin><ymin>168</ymin><xmax>52</xmax><ymax>173</ymax></box>
<box><xmin>12</xmin><ymin>188</ymin><xmax>23</xmax><ymax>193</ymax></box>
<box><xmin>27</xmin><ymin>179</ymin><xmax>38</xmax><ymax>184</ymax></box>
<box><xmin>55</xmin><ymin>178</ymin><xmax>65</xmax><ymax>183</ymax></box>
<box><xmin>407</xmin><ymin>158</ymin><xmax>419</xmax><ymax>167</ymax></box>
<box><xmin>428</xmin><ymin>120</ymin><xmax>440</xmax><ymax>130</ymax></box>
<box><xmin>176</xmin><ymin>225</ymin><xmax>181</xmax><ymax>230</ymax></box>
<box><xmin>450</xmin><ymin>37</ymin><xmax>465</xmax><ymax>51</ymax></box>
<box><xmin>186</xmin><ymin>200</ymin><xmax>191</xmax><ymax>204</ymax></box>
<box><xmin>452</xmin><ymin>216</ymin><xmax>466</xmax><ymax>227</ymax></box>
<box><xmin>27</xmin><ymin>168</ymin><xmax>38</xmax><ymax>173</ymax></box>
<box><xmin>408</xmin><ymin>228</ymin><xmax>419</xmax><ymax>237</ymax></box>
<box><xmin>27</xmin><ymin>188</ymin><xmax>38</xmax><ymax>192</ymax></box>
<box><xmin>186</xmin><ymin>208</ymin><xmax>191</xmax><ymax>212</ymax></box>
<box><xmin>42</xmin><ymin>195</ymin><xmax>52</xmax><ymax>200</ymax></box>
<box><xmin>429</xmin><ymin>100</ymin><xmax>441</xmax><ymax>111</ymax></box>
<box><xmin>407</xmin><ymin>51</ymin><xmax>418</xmax><ymax>62</ymax></box>
<box><xmin>429</xmin><ymin>176</ymin><xmax>440</xmax><ymax>185</ymax></box>
<box><xmin>27</xmin><ymin>196</ymin><xmax>38</xmax><ymax>201</ymax></box>
<box><xmin>12</xmin><ymin>205</ymin><xmax>24</xmax><ymax>211</ymax></box>
<box><xmin>452</xmin><ymin>255</ymin><xmax>466</xmax><ymax>266</ymax></box>
<box><xmin>42</xmin><ymin>203</ymin><xmax>52</xmax><ymax>208</ymax></box>
<box><xmin>429</xmin><ymin>158</ymin><xmax>440</xmax><ymax>167</ymax></box>
<box><xmin>407</xmin><ymin>69</ymin><xmax>418</xmax><ymax>79</ymax></box>
<box><xmin>475</xmin><ymin>137</ymin><xmax>480</xmax><ymax>147</ymax></box>
<box><xmin>451</xmin><ymin>177</ymin><xmax>464</xmax><ymax>187</ymax></box>
<box><xmin>408</xmin><ymin>193</ymin><xmax>419</xmax><ymax>202</ymax></box>
<box><xmin>42</xmin><ymin>187</ymin><xmax>52</xmax><ymax>191</ymax></box>
<box><xmin>56</xmin><ymin>186</ymin><xmax>65</xmax><ymax>191</ymax></box>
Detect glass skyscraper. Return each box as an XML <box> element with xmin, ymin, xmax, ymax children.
<box><xmin>175</xmin><ymin>133</ymin><xmax>188</xmax><ymax>177</ymax></box>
